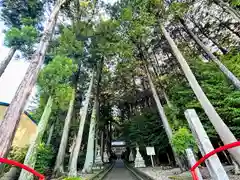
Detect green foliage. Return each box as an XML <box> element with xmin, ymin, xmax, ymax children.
<box><xmin>57</xmin><ymin>28</ymin><xmax>84</xmax><ymax>59</ymax></box>
<box><xmin>4</xmin><ymin>146</ymin><xmax>28</xmax><ymax>172</ymax></box>
<box><xmin>162</xmin><ymin>73</ymin><xmax>199</xmax><ymax>130</ymax></box>
<box><xmin>1</xmin><ymin>0</ymin><xmax>43</xmax><ymax>27</ymax></box>
<box><xmin>92</xmin><ymin>19</ymin><xmax>122</xmax><ymax>59</ymax></box>
<box><xmin>169</xmin><ymin>176</ymin><xmax>192</xmax><ymax>180</ymax></box>
<box><xmin>168</xmin><ymin>2</ymin><xmax>189</xmax><ymax>19</ymax></box>
<box><xmin>124</xmin><ymin>108</ymin><xmax>169</xmax><ymax>152</ymax></box>
<box><xmin>121</xmin><ymin>7</ymin><xmax>133</xmax><ymax>21</ymax></box>
<box><xmin>164</xmin><ymin>105</ymin><xmax>185</xmax><ymax>129</ymax></box>
<box><xmin>231</xmin><ymin>0</ymin><xmax>240</xmax><ymax>6</ymax></box>
<box><xmin>221</xmin><ymin>51</ymin><xmax>240</xmax><ymax>79</ymax></box>
<box><xmin>163</xmin><ymin>51</ymin><xmax>240</xmax><ymax>141</ymax></box>
<box><xmin>29</xmin><ymin>93</ymin><xmax>48</xmax><ymax>123</ymax></box>
<box><xmin>63</xmin><ymin>177</ymin><xmax>83</xmax><ymax>180</ymax></box>
<box><xmin>4</xmin><ymin>25</ymin><xmax>38</xmax><ymax>52</ymax></box>
<box><xmin>35</xmin><ymin>143</ymin><xmax>55</xmax><ymax>174</ymax></box>
<box><xmin>1</xmin><ymin>0</ymin><xmax>43</xmax><ymax>57</ymax></box>
<box><xmin>38</xmin><ymin>55</ymin><xmax>77</xmax><ymax>109</ymax></box>
<box><xmin>7</xmin><ymin>0</ymin><xmax>239</xmax><ymax>171</ymax></box>
<box><xmin>54</xmin><ymin>84</ymin><xmax>75</xmax><ymax>110</ymax></box>
<box><xmin>38</xmin><ymin>56</ymin><xmax>77</xmax><ymax>95</ymax></box>
<box><xmin>0</xmin><ymin>0</ymin><xmax>45</xmax><ymax>66</ymax></box>
<box><xmin>189</xmin><ymin>56</ymin><xmax>240</xmax><ymax>137</ymax></box>
<box><xmin>171</xmin><ymin>128</ymin><xmax>198</xmax><ymax>156</ymax></box>
<box><xmin>127</xmin><ymin>11</ymin><xmax>156</xmax><ymax>42</ymax></box>
<box><xmin>80</xmin><ymin>1</ymin><xmax>90</xmax><ymax>8</ymax></box>
<box><xmin>7</xmin><ymin>146</ymin><xmax>28</xmax><ymax>162</ymax></box>
<box><xmin>20</xmin><ymin>17</ymin><xmax>37</xmax><ymax>26</ymax></box>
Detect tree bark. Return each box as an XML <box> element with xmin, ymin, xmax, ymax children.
<box><xmin>190</xmin><ymin>18</ymin><xmax>228</xmax><ymax>54</ymax></box>
<box><xmin>0</xmin><ymin>167</ymin><xmax>20</xmax><ymax>180</ymax></box>
<box><xmin>68</xmin><ymin>135</ymin><xmax>76</xmax><ymax>172</ymax></box>
<box><xmin>220</xmin><ymin>22</ymin><xmax>240</xmax><ymax>38</ymax></box>
<box><xmin>109</xmin><ymin>121</ymin><xmax>112</xmax><ymax>156</ymax></box>
<box><xmin>82</xmin><ymin>100</ymin><xmax>97</xmax><ymax>173</ymax></box>
<box><xmin>185</xmin><ymin>109</ymin><xmax>229</xmax><ymax>179</ymax></box>
<box><xmin>18</xmin><ymin>96</ymin><xmax>53</xmax><ymax>180</ymax></box>
<box><xmin>185</xmin><ymin>148</ymin><xmax>203</xmax><ymax>180</ymax></box>
<box><xmin>94</xmin><ymin>58</ymin><xmax>104</xmax><ymax>163</ymax></box>
<box><xmin>0</xmin><ymin>48</ymin><xmax>16</xmax><ymax>78</ymax></box>
<box><xmin>82</xmin><ymin>58</ymin><xmax>104</xmax><ymax>173</ymax></box>
<box><xmin>161</xmin><ymin>24</ymin><xmax>240</xmax><ymax>165</ymax></box>
<box><xmin>100</xmin><ymin>131</ymin><xmax>104</xmax><ymax>162</ymax></box>
<box><xmin>166</xmin><ymin>152</ymin><xmax>171</xmax><ymax>165</ymax></box>
<box><xmin>163</xmin><ymin>90</ymin><xmax>172</xmax><ymax>108</ymax></box>
<box><xmin>0</xmin><ymin>0</ymin><xmax>66</xmax><ymax>158</ymax></box>
<box><xmin>94</xmin><ymin>130</ymin><xmax>98</xmax><ymax>162</ymax></box>
<box><xmin>105</xmin><ymin>124</ymin><xmax>111</xmax><ymax>158</ymax></box>
<box><xmin>152</xmin><ymin>50</ymin><xmax>162</xmax><ymax>74</ymax></box>
<box><xmin>46</xmin><ymin>123</ymin><xmax>54</xmax><ymax>145</ymax></box>
<box><xmin>178</xmin><ymin>29</ymin><xmax>194</xmax><ymax>51</ymax></box>
<box><xmin>206</xmin><ymin>13</ymin><xmax>240</xmax><ymax>38</ymax></box>
<box><xmin>54</xmin><ymin>89</ymin><xmax>76</xmax><ymax>176</ymax></box>
<box><xmin>68</xmin><ymin>73</ymin><xmax>94</xmax><ymax>177</ymax></box>
<box><xmin>144</xmin><ymin>63</ymin><xmax>184</xmax><ymax>170</ymax></box>
<box><xmin>180</xmin><ymin>19</ymin><xmax>240</xmax><ymax>89</ymax></box>
<box><xmin>213</xmin><ymin>0</ymin><xmax>240</xmax><ymax>21</ymax></box>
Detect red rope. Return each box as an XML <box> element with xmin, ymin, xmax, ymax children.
<box><xmin>190</xmin><ymin>141</ymin><xmax>240</xmax><ymax>180</ymax></box>
<box><xmin>191</xmin><ymin>170</ymin><xmax>199</xmax><ymax>180</ymax></box>
<box><xmin>0</xmin><ymin>158</ymin><xmax>45</xmax><ymax>180</ymax></box>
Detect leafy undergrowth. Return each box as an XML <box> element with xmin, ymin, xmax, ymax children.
<box><xmin>169</xmin><ymin>176</ymin><xmax>192</xmax><ymax>180</ymax></box>
<box><xmin>4</xmin><ymin>146</ymin><xmax>28</xmax><ymax>172</ymax></box>
<box><xmin>63</xmin><ymin>177</ymin><xmax>83</xmax><ymax>180</ymax></box>
<box><xmin>221</xmin><ymin>50</ymin><xmax>240</xmax><ymax>78</ymax></box>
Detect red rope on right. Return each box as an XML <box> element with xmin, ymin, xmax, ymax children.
<box><xmin>190</xmin><ymin>141</ymin><xmax>240</xmax><ymax>180</ymax></box>
<box><xmin>0</xmin><ymin>158</ymin><xmax>45</xmax><ymax>180</ymax></box>
<box><xmin>191</xmin><ymin>170</ymin><xmax>199</xmax><ymax>180</ymax></box>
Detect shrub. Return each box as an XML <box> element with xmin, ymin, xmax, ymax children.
<box><xmin>171</xmin><ymin>127</ymin><xmax>198</xmax><ymax>156</ymax></box>
<box><xmin>4</xmin><ymin>146</ymin><xmax>28</xmax><ymax>172</ymax></box>
<box><xmin>63</xmin><ymin>177</ymin><xmax>83</xmax><ymax>180</ymax></box>
<box><xmin>35</xmin><ymin>143</ymin><xmax>55</xmax><ymax>174</ymax></box>
<box><xmin>7</xmin><ymin>146</ymin><xmax>28</xmax><ymax>162</ymax></box>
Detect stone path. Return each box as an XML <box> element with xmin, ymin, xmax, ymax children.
<box><xmin>103</xmin><ymin>160</ymin><xmax>137</xmax><ymax>180</ymax></box>
<box><xmin>137</xmin><ymin>165</ymin><xmax>240</xmax><ymax>180</ymax></box>
<box><xmin>138</xmin><ymin>167</ymin><xmax>184</xmax><ymax>180</ymax></box>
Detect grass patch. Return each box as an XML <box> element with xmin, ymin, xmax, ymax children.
<box><xmin>168</xmin><ymin>176</ymin><xmax>192</xmax><ymax>180</ymax></box>
<box><xmin>63</xmin><ymin>177</ymin><xmax>83</xmax><ymax>180</ymax></box>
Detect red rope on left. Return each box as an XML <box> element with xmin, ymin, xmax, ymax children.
<box><xmin>0</xmin><ymin>158</ymin><xmax>45</xmax><ymax>180</ymax></box>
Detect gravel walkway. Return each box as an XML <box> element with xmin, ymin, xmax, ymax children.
<box><xmin>138</xmin><ymin>166</ymin><xmax>240</xmax><ymax>180</ymax></box>
<box><xmin>138</xmin><ymin>167</ymin><xmax>188</xmax><ymax>180</ymax></box>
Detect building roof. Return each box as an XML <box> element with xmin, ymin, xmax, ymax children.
<box><xmin>111</xmin><ymin>141</ymin><xmax>126</xmax><ymax>146</ymax></box>
<box><xmin>0</xmin><ymin>101</ymin><xmax>38</xmax><ymax>125</ymax></box>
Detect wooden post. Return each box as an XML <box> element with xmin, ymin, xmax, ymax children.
<box><xmin>185</xmin><ymin>109</ymin><xmax>229</xmax><ymax>180</ymax></box>
<box><xmin>150</xmin><ymin>155</ymin><xmax>154</xmax><ymax>167</ymax></box>
<box><xmin>186</xmin><ymin>148</ymin><xmax>203</xmax><ymax>180</ymax></box>
<box><xmin>166</xmin><ymin>153</ymin><xmax>171</xmax><ymax>165</ymax></box>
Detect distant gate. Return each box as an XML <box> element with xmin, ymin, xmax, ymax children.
<box><xmin>111</xmin><ymin>141</ymin><xmax>126</xmax><ymax>157</ymax></box>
